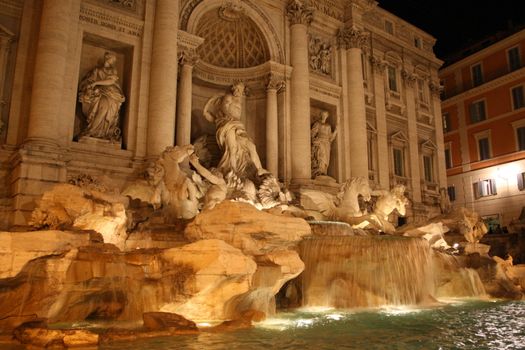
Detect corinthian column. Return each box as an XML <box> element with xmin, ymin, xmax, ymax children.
<box><xmin>338</xmin><ymin>27</ymin><xmax>369</xmax><ymax>179</ymax></box>
<box><xmin>26</xmin><ymin>0</ymin><xmax>81</xmax><ymax>146</ymax></box>
<box><xmin>176</xmin><ymin>50</ymin><xmax>198</xmax><ymax>146</ymax></box>
<box><xmin>402</xmin><ymin>69</ymin><xmax>422</xmax><ymax>203</ymax></box>
<box><xmin>287</xmin><ymin>0</ymin><xmax>313</xmax><ymax>182</ymax></box>
<box><xmin>266</xmin><ymin>74</ymin><xmax>285</xmax><ymax>176</ymax></box>
<box><xmin>147</xmin><ymin>0</ymin><xmax>179</xmax><ymax>156</ymax></box>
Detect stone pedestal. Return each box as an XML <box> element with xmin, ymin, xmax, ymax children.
<box><xmin>78</xmin><ymin>136</ymin><xmax>121</xmax><ymax>150</ymax></box>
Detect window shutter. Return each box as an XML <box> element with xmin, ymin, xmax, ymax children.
<box><xmin>490</xmin><ymin>179</ymin><xmax>497</xmax><ymax>195</ymax></box>
<box><xmin>518</xmin><ymin>173</ymin><xmax>525</xmax><ymax>191</ymax></box>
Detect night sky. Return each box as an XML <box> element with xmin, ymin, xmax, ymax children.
<box><xmin>378</xmin><ymin>0</ymin><xmax>525</xmax><ymax>62</ymax></box>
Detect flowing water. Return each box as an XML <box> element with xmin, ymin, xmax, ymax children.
<box><xmin>298</xmin><ymin>236</ymin><xmax>437</xmax><ymax>308</ymax></box>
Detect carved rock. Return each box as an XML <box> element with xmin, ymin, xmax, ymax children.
<box><xmin>184</xmin><ymin>201</ymin><xmax>311</xmax><ymax>256</ymax></box>
<box><xmin>30</xmin><ymin>184</ymin><xmax>129</xmax><ymax>249</ymax></box>
<box><xmin>143</xmin><ymin>312</ymin><xmax>197</xmax><ymax>331</ymax></box>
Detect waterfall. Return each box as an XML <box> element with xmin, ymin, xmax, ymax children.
<box><xmin>433</xmin><ymin>252</ymin><xmax>487</xmax><ymax>299</ymax></box>
<box><xmin>298</xmin><ymin>236</ymin><xmax>436</xmax><ymax>308</ymax></box>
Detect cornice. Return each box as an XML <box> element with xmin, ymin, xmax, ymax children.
<box><xmin>442</xmin><ymin>66</ymin><xmax>525</xmax><ymax>106</ymax></box>
<box><xmin>193</xmin><ymin>60</ymin><xmax>292</xmax><ymax>90</ymax></box>
<box><xmin>440</xmin><ymin>28</ymin><xmax>525</xmax><ymax>75</ymax></box>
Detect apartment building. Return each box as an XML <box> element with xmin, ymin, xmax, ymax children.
<box><xmin>440</xmin><ymin>28</ymin><xmax>525</xmax><ymax>230</ymax></box>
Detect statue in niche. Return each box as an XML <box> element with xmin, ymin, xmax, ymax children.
<box><xmin>78</xmin><ymin>52</ymin><xmax>125</xmax><ymax>142</ymax></box>
<box><xmin>203</xmin><ymin>82</ymin><xmax>268</xmax><ymax>180</ymax></box>
<box><xmin>311</xmin><ymin>110</ymin><xmax>337</xmax><ymax>178</ymax></box>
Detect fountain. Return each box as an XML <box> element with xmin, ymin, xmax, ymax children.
<box><xmin>1</xmin><ymin>84</ymin><xmax>524</xmax><ymax>349</ymax></box>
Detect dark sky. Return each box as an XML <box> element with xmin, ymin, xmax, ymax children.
<box><xmin>378</xmin><ymin>0</ymin><xmax>525</xmax><ymax>61</ymax></box>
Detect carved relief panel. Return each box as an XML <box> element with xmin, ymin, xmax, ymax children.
<box><xmin>309</xmin><ymin>35</ymin><xmax>333</xmax><ymax>78</ymax></box>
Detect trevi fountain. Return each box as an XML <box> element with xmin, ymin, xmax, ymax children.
<box><xmin>0</xmin><ymin>82</ymin><xmax>523</xmax><ymax>349</ymax></box>
<box><xmin>0</xmin><ymin>0</ymin><xmax>524</xmax><ymax>349</ymax></box>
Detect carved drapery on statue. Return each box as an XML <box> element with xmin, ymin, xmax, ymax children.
<box><xmin>78</xmin><ymin>52</ymin><xmax>125</xmax><ymax>142</ymax></box>
<box><xmin>311</xmin><ymin>110</ymin><xmax>337</xmax><ymax>178</ymax></box>
<box><xmin>203</xmin><ymin>82</ymin><xmax>266</xmax><ymax>180</ymax></box>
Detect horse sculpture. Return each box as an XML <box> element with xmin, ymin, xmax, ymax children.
<box><xmin>300</xmin><ymin>177</ymin><xmax>372</xmax><ymax>222</ymax></box>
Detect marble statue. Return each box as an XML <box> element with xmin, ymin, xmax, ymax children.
<box><xmin>300</xmin><ymin>177</ymin><xmax>372</xmax><ymax>223</ymax></box>
<box><xmin>371</xmin><ymin>184</ymin><xmax>409</xmax><ymax>234</ymax></box>
<box><xmin>204</xmin><ymin>82</ymin><xmax>267</xmax><ymax>180</ymax></box>
<box><xmin>311</xmin><ymin>110</ymin><xmax>337</xmax><ymax>178</ymax></box>
<box><xmin>78</xmin><ymin>52</ymin><xmax>125</xmax><ymax>141</ymax></box>
<box><xmin>439</xmin><ymin>187</ymin><xmax>452</xmax><ymax>214</ymax></box>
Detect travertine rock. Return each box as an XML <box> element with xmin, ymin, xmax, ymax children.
<box><xmin>143</xmin><ymin>312</ymin><xmax>197</xmax><ymax>331</ymax></box>
<box><xmin>184</xmin><ymin>201</ymin><xmax>311</xmax><ymax>255</ymax></box>
<box><xmin>29</xmin><ymin>184</ymin><xmax>129</xmax><ymax>249</ymax></box>
<box><xmin>160</xmin><ymin>239</ymin><xmax>257</xmax><ymax>321</ymax></box>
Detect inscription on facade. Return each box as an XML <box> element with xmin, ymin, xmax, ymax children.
<box><xmin>80</xmin><ymin>4</ymin><xmax>144</xmax><ymax>37</ymax></box>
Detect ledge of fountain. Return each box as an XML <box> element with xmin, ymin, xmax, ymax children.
<box><xmin>307</xmin><ymin>220</ymin><xmax>354</xmax><ymax>236</ymax></box>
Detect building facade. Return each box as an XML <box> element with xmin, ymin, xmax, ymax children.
<box><xmin>440</xmin><ymin>28</ymin><xmax>525</xmax><ymax>230</ymax></box>
<box><xmin>0</xmin><ymin>0</ymin><xmax>445</xmax><ymax>228</ymax></box>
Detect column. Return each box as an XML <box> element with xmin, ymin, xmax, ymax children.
<box><xmin>175</xmin><ymin>50</ymin><xmax>198</xmax><ymax>146</ymax></box>
<box><xmin>430</xmin><ymin>81</ymin><xmax>447</xmax><ymax>188</ymax></box>
<box><xmin>266</xmin><ymin>74</ymin><xmax>285</xmax><ymax>176</ymax></box>
<box><xmin>0</xmin><ymin>34</ymin><xmax>13</xmax><ymax>132</ymax></box>
<box><xmin>403</xmin><ymin>70</ymin><xmax>422</xmax><ymax>203</ymax></box>
<box><xmin>286</xmin><ymin>0</ymin><xmax>313</xmax><ymax>182</ymax></box>
<box><xmin>338</xmin><ymin>27</ymin><xmax>369</xmax><ymax>179</ymax></box>
<box><xmin>371</xmin><ymin>57</ymin><xmax>390</xmax><ymax>189</ymax></box>
<box><xmin>147</xmin><ymin>0</ymin><xmax>179</xmax><ymax>156</ymax></box>
<box><xmin>26</xmin><ymin>0</ymin><xmax>80</xmax><ymax>146</ymax></box>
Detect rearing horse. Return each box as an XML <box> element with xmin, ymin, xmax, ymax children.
<box><xmin>334</xmin><ymin>177</ymin><xmax>372</xmax><ymax>219</ymax></box>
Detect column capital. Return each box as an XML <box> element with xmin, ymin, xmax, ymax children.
<box><xmin>429</xmin><ymin>80</ymin><xmax>443</xmax><ymax>97</ymax></box>
<box><xmin>337</xmin><ymin>27</ymin><xmax>368</xmax><ymax>50</ymax></box>
<box><xmin>286</xmin><ymin>0</ymin><xmax>314</xmax><ymax>26</ymax></box>
<box><xmin>266</xmin><ymin>73</ymin><xmax>286</xmax><ymax>93</ymax></box>
<box><xmin>369</xmin><ymin>56</ymin><xmax>386</xmax><ymax>73</ymax></box>
<box><xmin>401</xmin><ymin>69</ymin><xmax>416</xmax><ymax>88</ymax></box>
<box><xmin>178</xmin><ymin>49</ymin><xmax>199</xmax><ymax>67</ymax></box>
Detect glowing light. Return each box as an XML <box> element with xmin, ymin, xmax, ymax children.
<box><xmin>326</xmin><ymin>313</ymin><xmax>344</xmax><ymax>321</ymax></box>
<box><xmin>453</xmin><ymin>243</ymin><xmax>459</xmax><ymax>249</ymax></box>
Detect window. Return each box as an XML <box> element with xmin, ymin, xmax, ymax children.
<box><xmin>447</xmin><ymin>186</ymin><xmax>456</xmax><ymax>201</ymax></box>
<box><xmin>367</xmin><ymin>136</ymin><xmax>374</xmax><ymax>171</ymax></box>
<box><xmin>393</xmin><ymin>147</ymin><xmax>404</xmax><ymax>176</ymax></box>
<box><xmin>442</xmin><ymin>113</ymin><xmax>451</xmax><ymax>132</ymax></box>
<box><xmin>517</xmin><ymin>126</ymin><xmax>525</xmax><ymax>151</ymax></box>
<box><xmin>387</xmin><ymin>66</ymin><xmax>398</xmax><ymax>92</ymax></box>
<box><xmin>385</xmin><ymin>20</ymin><xmax>394</xmax><ymax>35</ymax></box>
<box><xmin>518</xmin><ymin>172</ymin><xmax>525</xmax><ymax>191</ymax></box>
<box><xmin>512</xmin><ymin>86</ymin><xmax>525</xmax><ymax>110</ymax></box>
<box><xmin>417</xmin><ymin>79</ymin><xmax>428</xmax><ymax>104</ymax></box>
<box><xmin>361</xmin><ymin>53</ymin><xmax>368</xmax><ymax>82</ymax></box>
<box><xmin>414</xmin><ymin>37</ymin><xmax>422</xmax><ymax>48</ymax></box>
<box><xmin>469</xmin><ymin>100</ymin><xmax>486</xmax><ymax>123</ymax></box>
<box><xmin>445</xmin><ymin>148</ymin><xmax>452</xmax><ymax>169</ymax></box>
<box><xmin>471</xmin><ymin>63</ymin><xmax>483</xmax><ymax>87</ymax></box>
<box><xmin>478</xmin><ymin>137</ymin><xmax>491</xmax><ymax>160</ymax></box>
<box><xmin>474</xmin><ymin>179</ymin><xmax>497</xmax><ymax>198</ymax></box>
<box><xmin>423</xmin><ymin>155</ymin><xmax>433</xmax><ymax>182</ymax></box>
<box><xmin>508</xmin><ymin>46</ymin><xmax>521</xmax><ymax>71</ymax></box>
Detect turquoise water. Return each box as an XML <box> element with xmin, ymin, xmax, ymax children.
<box><xmin>100</xmin><ymin>300</ymin><xmax>525</xmax><ymax>350</ymax></box>
<box><xmin>2</xmin><ymin>300</ymin><xmax>523</xmax><ymax>349</ymax></box>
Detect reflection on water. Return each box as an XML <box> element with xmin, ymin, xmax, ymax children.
<box><xmin>2</xmin><ymin>301</ymin><xmax>523</xmax><ymax>350</ymax></box>
<box><xmin>98</xmin><ymin>300</ymin><xmax>524</xmax><ymax>350</ymax></box>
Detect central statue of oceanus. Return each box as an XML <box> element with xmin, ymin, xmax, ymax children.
<box><xmin>203</xmin><ymin>82</ymin><xmax>268</xmax><ymax>180</ymax></box>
